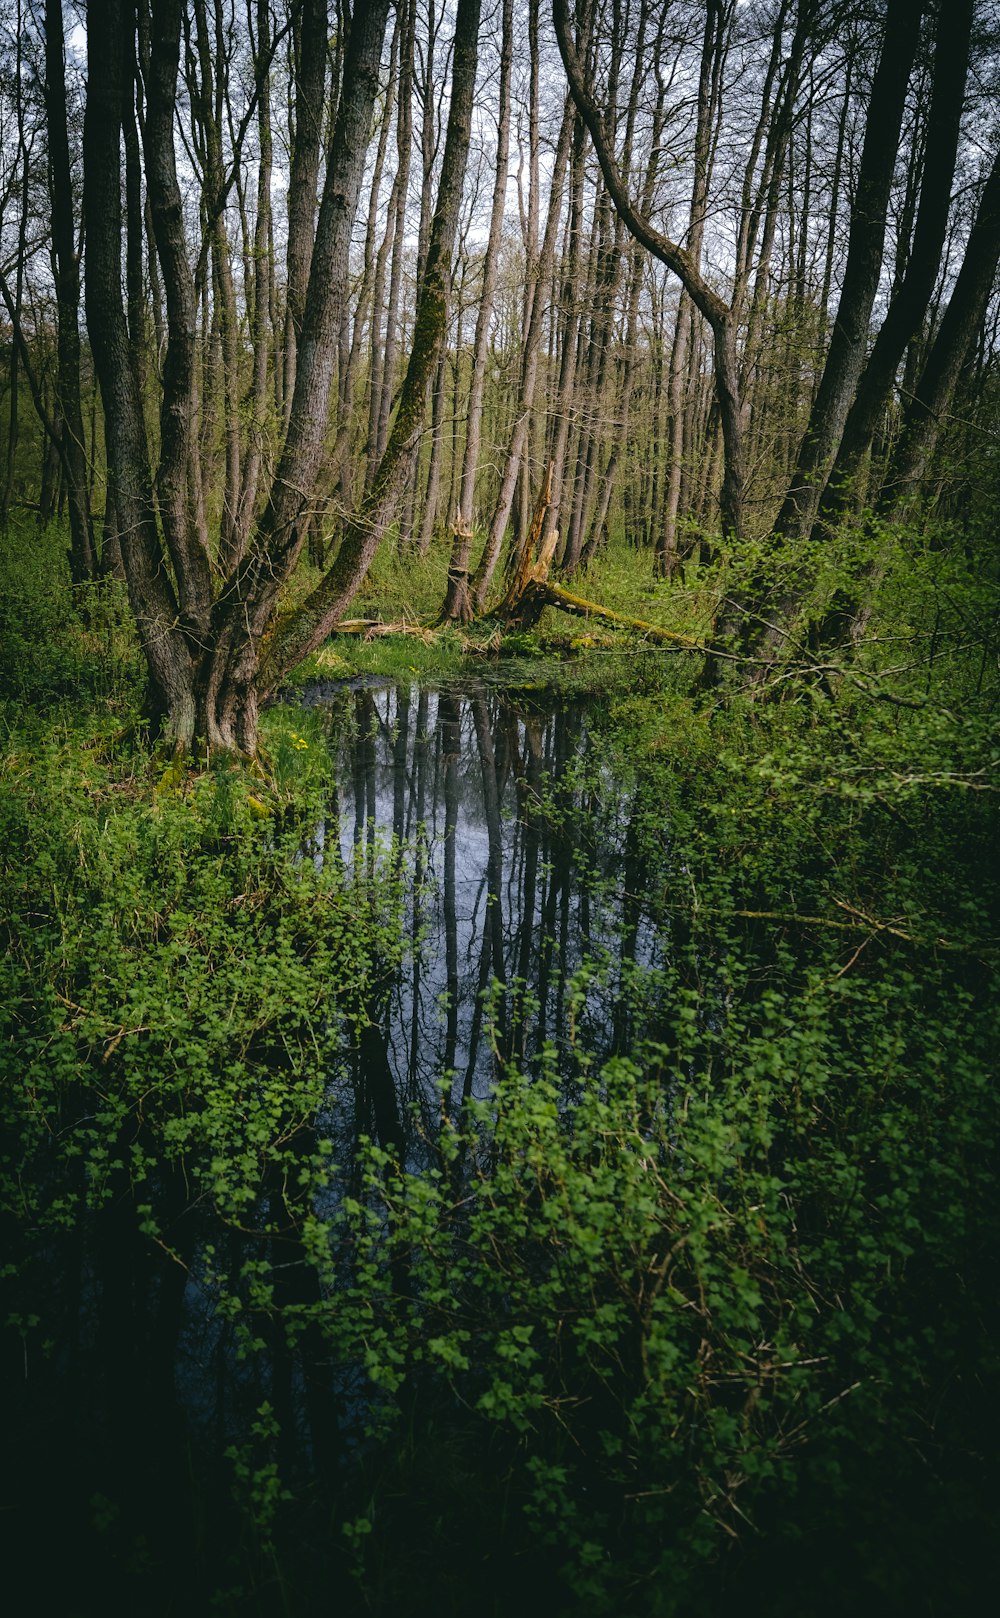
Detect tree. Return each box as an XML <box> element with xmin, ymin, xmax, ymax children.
<box><xmin>83</xmin><ymin>0</ymin><xmax>481</xmax><ymax>754</ymax></box>
<box><xmin>768</xmin><ymin>0</ymin><xmax>926</xmax><ymax>546</ymax></box>
<box><xmin>0</xmin><ymin>0</ymin><xmax>993</xmax><ymax>702</ymax></box>
<box><xmin>440</xmin><ymin>0</ymin><xmax>513</xmax><ymax>624</ymax></box>
<box><xmin>44</xmin><ymin>0</ymin><xmax>95</xmax><ymax>581</ymax></box>
<box><xmin>553</xmin><ymin>0</ymin><xmax>748</xmax><ymax>544</ymax></box>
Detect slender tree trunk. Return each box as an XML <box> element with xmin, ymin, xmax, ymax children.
<box><xmin>470</xmin><ymin>100</ymin><xmax>574</xmax><ymax>610</ymax></box>
<box><xmin>282</xmin><ymin>0</ymin><xmax>328</xmax><ymax>421</ymax></box>
<box><xmin>658</xmin><ymin>0</ymin><xmax>729</xmax><ymax>574</ymax></box>
<box><xmin>542</xmin><ymin>113</ymin><xmax>586</xmax><ymax>563</ymax></box>
<box><xmin>770</xmin><ymin>0</ymin><xmax>924</xmax><ymax>543</ymax></box>
<box><xmin>191</xmin><ymin>0</ymin><xmax>242</xmax><ymax>570</ymax></box>
<box><xmin>375</xmin><ymin>0</ymin><xmax>415</xmax><ymax>471</ymax></box>
<box><xmin>440</xmin><ymin>0</ymin><xmax>513</xmax><ymax>623</ymax></box>
<box><xmin>417</xmin><ymin>343</ymin><xmax>449</xmax><ymax>555</ymax></box>
<box><xmin>44</xmin><ymin>0</ymin><xmax>96</xmax><ymax>580</ymax></box>
<box><xmin>554</xmin><ymin>0</ymin><xmax>746</xmax><ymax>542</ymax></box>
<box><xmin>234</xmin><ymin>0</ymin><xmax>275</xmax><ymax>551</ymax></box>
<box><xmin>2</xmin><ymin>15</ymin><xmax>29</xmax><ymax>533</ymax></box>
<box><xmin>144</xmin><ymin>0</ymin><xmax>215</xmax><ymax>633</ymax></box>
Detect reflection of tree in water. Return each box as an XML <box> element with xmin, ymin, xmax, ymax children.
<box><xmin>337</xmin><ymin>681</ymin><xmax>673</xmax><ymax>1164</ymax></box>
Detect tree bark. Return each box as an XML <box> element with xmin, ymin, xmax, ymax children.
<box><xmin>553</xmin><ymin>0</ymin><xmax>746</xmax><ymax>542</ymax></box>
<box><xmin>879</xmin><ymin>146</ymin><xmax>1000</xmax><ymax>514</ymax></box>
<box><xmin>770</xmin><ymin>0</ymin><xmax>924</xmax><ymax>543</ymax></box>
<box><xmin>44</xmin><ymin>0</ymin><xmax>96</xmax><ymax>581</ymax></box>
<box><xmin>470</xmin><ymin>99</ymin><xmax>575</xmax><ymax>610</ymax></box>
<box><xmin>282</xmin><ymin>0</ymin><xmax>329</xmax><ymax>420</ymax></box>
<box><xmin>85</xmin><ymin>0</ymin><xmax>197</xmax><ymax>739</ymax></box>
<box><xmin>811</xmin><ymin>0</ymin><xmax>971</xmax><ymax>543</ymax></box>
<box><xmin>440</xmin><ymin>0</ymin><xmax>513</xmax><ymax>624</ymax></box>
<box><xmin>262</xmin><ymin>0</ymin><xmax>483</xmax><ymax>681</ymax></box>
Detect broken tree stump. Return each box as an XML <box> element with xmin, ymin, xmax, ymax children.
<box><xmin>490</xmin><ymin>461</ymin><xmax>704</xmax><ymax>648</ymax></box>
<box><xmin>494</xmin><ymin>463</ymin><xmax>555</xmax><ymax>627</ymax></box>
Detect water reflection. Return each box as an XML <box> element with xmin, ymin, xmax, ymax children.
<box><xmin>326</xmin><ymin>682</ymin><xmax>671</xmax><ymax>1162</ymax></box>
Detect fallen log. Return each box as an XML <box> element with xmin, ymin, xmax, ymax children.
<box><xmin>528</xmin><ymin>581</ymin><xmax>705</xmax><ymax>647</ymax></box>
<box><xmin>486</xmin><ymin>462</ymin><xmax>706</xmax><ymax>646</ymax></box>
<box><xmin>333</xmin><ymin>619</ymin><xmax>440</xmax><ymax>641</ymax></box>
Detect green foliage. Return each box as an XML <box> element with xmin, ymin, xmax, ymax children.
<box><xmin>322</xmin><ymin>741</ymin><xmax>996</xmax><ymax>1605</ymax></box>
<box><xmin>0</xmin><ymin>519</ymin><xmax>143</xmax><ymax>711</ymax></box>
<box><xmin>0</xmin><ymin>711</ymin><xmax>406</xmax><ymax>1238</ymax></box>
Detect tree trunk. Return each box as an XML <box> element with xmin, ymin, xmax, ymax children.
<box><xmin>439</xmin><ymin>0</ymin><xmax>513</xmax><ymax>623</ymax></box>
<box><xmin>812</xmin><ymin>0</ymin><xmax>972</xmax><ymax>538</ymax></box>
<box><xmin>879</xmin><ymin>147</ymin><xmax>1000</xmax><ymax>514</ymax></box>
<box><xmin>770</xmin><ymin>0</ymin><xmax>924</xmax><ymax>544</ymax></box>
<box><xmin>470</xmin><ymin>99</ymin><xmax>575</xmax><ymax>610</ymax></box>
<box><xmin>282</xmin><ymin>0</ymin><xmax>328</xmax><ymax>421</ymax></box>
<box><xmin>44</xmin><ymin>0</ymin><xmax>96</xmax><ymax>581</ymax></box>
<box><xmin>553</xmin><ymin>0</ymin><xmax>746</xmax><ymax>542</ymax></box>
<box><xmin>262</xmin><ymin>0</ymin><xmax>483</xmax><ymax>682</ymax></box>
<box><xmin>85</xmin><ymin>0</ymin><xmax>197</xmax><ymax>740</ymax></box>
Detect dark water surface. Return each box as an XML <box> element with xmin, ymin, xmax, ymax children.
<box><xmin>316</xmin><ymin>679</ymin><xmax>669</xmax><ymax>1161</ymax></box>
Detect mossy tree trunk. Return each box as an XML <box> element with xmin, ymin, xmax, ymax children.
<box><xmin>83</xmin><ymin>0</ymin><xmax>480</xmax><ymax>756</ymax></box>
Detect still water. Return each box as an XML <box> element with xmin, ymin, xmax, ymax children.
<box><xmin>311</xmin><ymin>679</ymin><xmax>670</xmax><ymax>1163</ymax></box>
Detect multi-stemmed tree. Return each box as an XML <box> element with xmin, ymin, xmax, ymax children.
<box><xmin>84</xmin><ymin>0</ymin><xmax>480</xmax><ymax>753</ymax></box>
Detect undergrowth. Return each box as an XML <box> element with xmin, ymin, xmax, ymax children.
<box><xmin>1</xmin><ymin>517</ymin><xmax>998</xmax><ymax>1615</ymax></box>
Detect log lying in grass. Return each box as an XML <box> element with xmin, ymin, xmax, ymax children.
<box><xmin>328</xmin><ymin>455</ymin><xmax>705</xmax><ymax>653</ymax></box>
<box><xmin>524</xmin><ymin>580</ymin><xmax>705</xmax><ymax>647</ymax></box>
<box><xmin>333</xmin><ymin>619</ymin><xmax>440</xmax><ymax>641</ymax></box>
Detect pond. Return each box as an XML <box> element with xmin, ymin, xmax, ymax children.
<box><xmin>312</xmin><ymin>679</ymin><xmax>673</xmax><ymax>1165</ymax></box>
